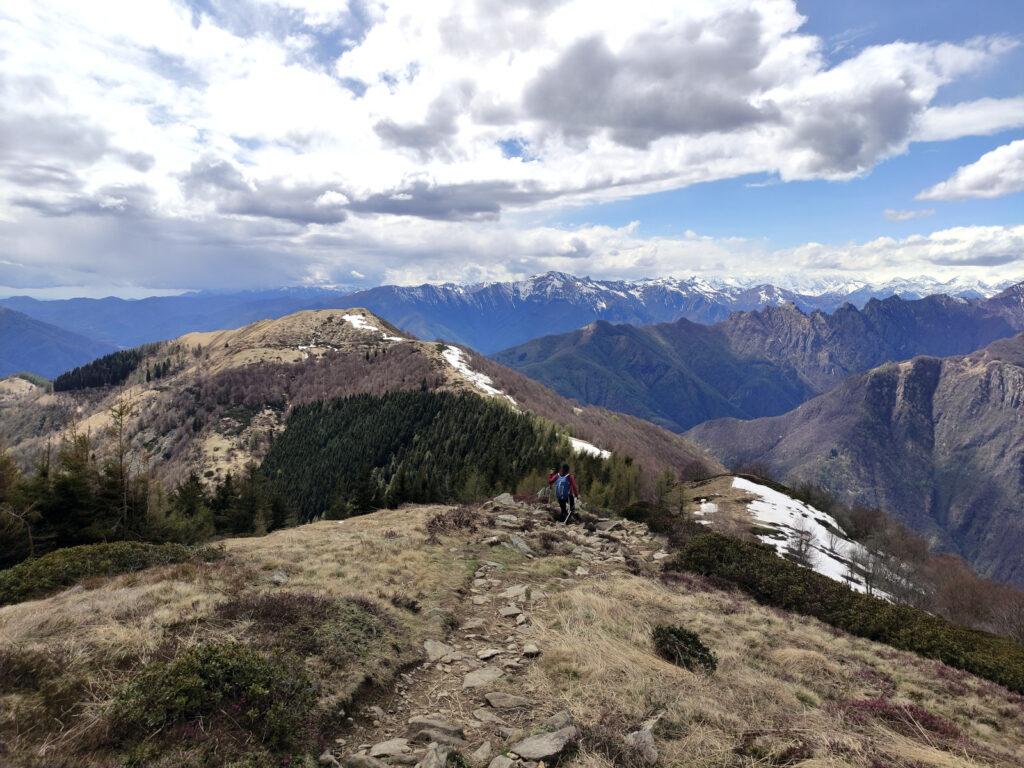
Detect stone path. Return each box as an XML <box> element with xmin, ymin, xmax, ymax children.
<box><xmin>320</xmin><ymin>494</ymin><xmax>665</xmax><ymax>768</ymax></box>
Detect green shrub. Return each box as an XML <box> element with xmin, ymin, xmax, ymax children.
<box><xmin>111</xmin><ymin>641</ymin><xmax>314</xmax><ymax>750</ymax></box>
<box><xmin>652</xmin><ymin>624</ymin><xmax>717</xmax><ymax>674</ymax></box>
<box><xmin>666</xmin><ymin>532</ymin><xmax>1024</xmax><ymax>694</ymax></box>
<box><xmin>0</xmin><ymin>541</ymin><xmax>221</xmax><ymax>606</ymax></box>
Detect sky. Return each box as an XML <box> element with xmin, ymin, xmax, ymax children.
<box><xmin>0</xmin><ymin>0</ymin><xmax>1022</xmax><ymax>297</ymax></box>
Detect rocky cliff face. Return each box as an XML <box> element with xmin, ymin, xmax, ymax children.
<box><xmin>688</xmin><ymin>334</ymin><xmax>1024</xmax><ymax>584</ymax></box>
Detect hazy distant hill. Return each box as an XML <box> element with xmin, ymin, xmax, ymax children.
<box><xmin>0</xmin><ymin>307</ymin><xmax>114</xmax><ymax>378</ymax></box>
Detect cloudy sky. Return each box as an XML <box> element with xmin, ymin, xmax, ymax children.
<box><xmin>1</xmin><ymin>0</ymin><xmax>1023</xmax><ymax>297</ymax></box>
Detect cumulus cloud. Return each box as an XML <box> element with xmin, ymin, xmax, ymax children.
<box><xmin>0</xmin><ymin>0</ymin><xmax>1020</xmax><ymax>293</ymax></box>
<box><xmin>918</xmin><ymin>139</ymin><xmax>1024</xmax><ymax>200</ymax></box>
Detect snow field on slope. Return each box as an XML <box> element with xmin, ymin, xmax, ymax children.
<box><xmin>695</xmin><ymin>477</ymin><xmax>878</xmax><ymax>594</ymax></box>
<box><xmin>442</xmin><ymin>346</ymin><xmax>517</xmax><ymax>406</ymax></box>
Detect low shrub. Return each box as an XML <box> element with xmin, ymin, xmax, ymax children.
<box><xmin>111</xmin><ymin>641</ymin><xmax>314</xmax><ymax>750</ymax></box>
<box><xmin>841</xmin><ymin>697</ymin><xmax>960</xmax><ymax>740</ymax></box>
<box><xmin>215</xmin><ymin>592</ymin><xmax>392</xmax><ymax>665</ymax></box>
<box><xmin>652</xmin><ymin>623</ymin><xmax>717</xmax><ymax>674</ymax></box>
<box><xmin>666</xmin><ymin>532</ymin><xmax>1024</xmax><ymax>694</ymax></box>
<box><xmin>425</xmin><ymin>506</ymin><xmax>478</xmax><ymax>540</ymax></box>
<box><xmin>0</xmin><ymin>541</ymin><xmax>222</xmax><ymax>606</ymax></box>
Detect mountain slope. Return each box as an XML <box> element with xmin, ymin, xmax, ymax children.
<box><xmin>0</xmin><ymin>307</ymin><xmax>114</xmax><ymax>378</ymax></box>
<box><xmin>687</xmin><ymin>334</ymin><xmax>1024</xmax><ymax>584</ymax></box>
<box><xmin>1</xmin><ymin>308</ymin><xmax>722</xmax><ymax>491</ymax></box>
<box><xmin>495</xmin><ymin>293</ymin><xmax>1017</xmax><ymax>432</ymax></box>
<box><xmin>494</xmin><ymin>318</ymin><xmax>811</xmax><ymax>431</ymax></box>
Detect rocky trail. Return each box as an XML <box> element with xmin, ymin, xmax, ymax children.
<box><xmin>320</xmin><ymin>494</ymin><xmax>670</xmax><ymax>768</ymax></box>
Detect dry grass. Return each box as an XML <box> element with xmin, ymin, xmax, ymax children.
<box><xmin>0</xmin><ymin>504</ymin><xmax>475</xmax><ymax>766</ymax></box>
<box><xmin>4</xmin><ymin>503</ymin><xmax>1024</xmax><ymax>767</ymax></box>
<box><xmin>518</xmin><ymin>572</ymin><xmax>1024</xmax><ymax>767</ymax></box>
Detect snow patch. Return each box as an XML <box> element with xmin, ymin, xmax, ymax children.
<box><xmin>568</xmin><ymin>436</ymin><xmax>610</xmax><ymax>459</ymax></box>
<box><xmin>442</xmin><ymin>346</ymin><xmax>517</xmax><ymax>406</ymax></box>
<box><xmin>729</xmin><ymin>477</ymin><xmax>881</xmax><ymax>595</ymax></box>
<box><xmin>341</xmin><ymin>313</ymin><xmax>405</xmax><ymax>342</ymax></box>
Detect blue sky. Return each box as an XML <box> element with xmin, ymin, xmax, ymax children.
<box><xmin>1</xmin><ymin>0</ymin><xmax>1022</xmax><ymax>296</ymax></box>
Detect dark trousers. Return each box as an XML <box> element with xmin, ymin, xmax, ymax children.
<box><xmin>558</xmin><ymin>495</ymin><xmax>576</xmax><ymax>517</ymax></box>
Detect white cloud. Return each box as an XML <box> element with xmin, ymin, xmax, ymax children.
<box><xmin>918</xmin><ymin>139</ymin><xmax>1024</xmax><ymax>200</ymax></box>
<box><xmin>0</xmin><ymin>0</ymin><xmax>1020</xmax><ymax>292</ymax></box>
<box><xmin>883</xmin><ymin>208</ymin><xmax>934</xmax><ymax>222</ymax></box>
<box><xmin>914</xmin><ymin>97</ymin><xmax>1024</xmax><ymax>142</ymax></box>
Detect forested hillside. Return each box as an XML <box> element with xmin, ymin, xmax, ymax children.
<box><xmin>261</xmin><ymin>390</ymin><xmax>639</xmax><ymax>520</ymax></box>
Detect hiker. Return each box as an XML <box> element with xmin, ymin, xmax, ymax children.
<box><xmin>548</xmin><ymin>463</ymin><xmax>579</xmax><ymax>521</ymax></box>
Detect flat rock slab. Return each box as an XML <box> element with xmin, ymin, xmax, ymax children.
<box><xmin>510</xmin><ymin>726</ymin><xmax>579</xmax><ymax>762</ymax></box>
<box><xmin>488</xmin><ymin>757</ymin><xmax>515</xmax><ymax>768</ymax></box>
<box><xmin>424</xmin><ymin>639</ymin><xmax>454</xmax><ymax>662</ymax></box>
<box><xmin>369</xmin><ymin>739</ymin><xmax>411</xmax><ymax>758</ymax></box>
<box><xmin>484</xmin><ymin>691</ymin><xmax>532</xmax><ymax>709</ymax></box>
<box><xmin>477</xmin><ymin>648</ymin><xmax>502</xmax><ymax>660</ymax></box>
<box><xmin>463</xmin><ymin>666</ymin><xmax>504</xmax><ymax>689</ymax></box>
<box><xmin>345</xmin><ymin>756</ymin><xmax>389</xmax><ymax>768</ymax></box>
<box><xmin>498</xmin><ymin>606</ymin><xmax>522</xmax><ymax>618</ymax></box>
<box><xmin>407</xmin><ymin>716</ymin><xmax>465</xmax><ymax>738</ymax></box>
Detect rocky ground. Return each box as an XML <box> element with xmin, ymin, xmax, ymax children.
<box><xmin>321</xmin><ymin>494</ymin><xmax>669</xmax><ymax>768</ymax></box>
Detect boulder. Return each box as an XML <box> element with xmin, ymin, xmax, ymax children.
<box><xmin>487</xmin><ymin>757</ymin><xmax>515</xmax><ymax>768</ymax></box>
<box><xmin>492</xmin><ymin>492</ymin><xmax>516</xmax><ymax>507</ymax></box>
<box><xmin>500</xmin><ymin>584</ymin><xmax>528</xmax><ymax>600</ymax></box>
<box><xmin>463</xmin><ymin>666</ymin><xmax>504</xmax><ymax>689</ymax></box>
<box><xmin>484</xmin><ymin>691</ymin><xmax>531</xmax><ymax>709</ymax></box>
<box><xmin>522</xmin><ymin>643</ymin><xmax>541</xmax><ymax>657</ymax></box>
<box><xmin>417</xmin><ymin>743</ymin><xmax>450</xmax><ymax>768</ymax></box>
<box><xmin>542</xmin><ymin>711</ymin><xmax>574</xmax><ymax>730</ymax></box>
<box><xmin>509</xmin><ymin>726</ymin><xmax>579</xmax><ymax>762</ymax></box>
<box><xmin>470</xmin><ymin>741</ymin><xmax>492</xmax><ymax>767</ymax></box>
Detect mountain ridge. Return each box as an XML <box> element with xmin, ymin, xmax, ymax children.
<box><xmin>687</xmin><ymin>333</ymin><xmax>1024</xmax><ymax>584</ymax></box>
<box><xmin>494</xmin><ymin>291</ymin><xmax>1020</xmax><ymax>431</ymax></box>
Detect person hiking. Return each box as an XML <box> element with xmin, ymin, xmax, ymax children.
<box><xmin>548</xmin><ymin>463</ymin><xmax>579</xmax><ymax>521</ymax></box>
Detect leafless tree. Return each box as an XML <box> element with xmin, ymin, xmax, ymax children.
<box><xmin>788</xmin><ymin>517</ymin><xmax>817</xmax><ymax>567</ymax></box>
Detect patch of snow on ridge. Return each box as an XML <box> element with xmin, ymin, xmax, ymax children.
<box><xmin>442</xmin><ymin>346</ymin><xmax>517</xmax><ymax>406</ymax></box>
<box><xmin>731</xmin><ymin>477</ymin><xmax>881</xmax><ymax>595</ymax></box>
<box><xmin>341</xmin><ymin>313</ymin><xmax>405</xmax><ymax>342</ymax></box>
<box><xmin>568</xmin><ymin>436</ymin><xmax>611</xmax><ymax>459</ymax></box>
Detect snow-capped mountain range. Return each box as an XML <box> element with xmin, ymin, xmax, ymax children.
<box><xmin>337</xmin><ymin>271</ymin><xmax>1019</xmax><ymax>352</ymax></box>
<box><xmin>2</xmin><ymin>272</ymin><xmax>1019</xmax><ymax>361</ymax></box>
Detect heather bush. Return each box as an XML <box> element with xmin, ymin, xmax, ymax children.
<box><xmin>0</xmin><ymin>541</ymin><xmax>221</xmax><ymax>606</ymax></box>
<box><xmin>652</xmin><ymin>624</ymin><xmax>717</xmax><ymax>674</ymax></box>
